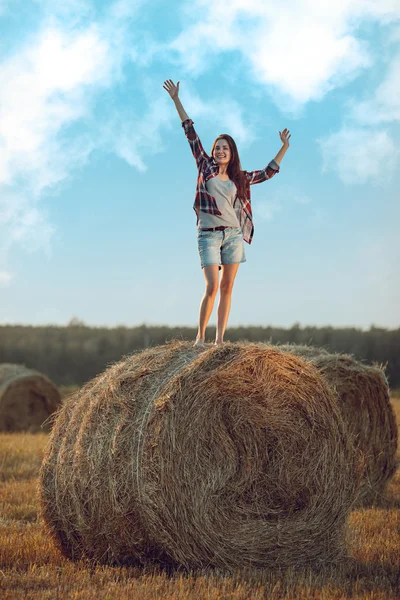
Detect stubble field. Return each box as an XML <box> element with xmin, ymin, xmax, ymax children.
<box><xmin>0</xmin><ymin>396</ymin><xmax>399</xmax><ymax>600</ymax></box>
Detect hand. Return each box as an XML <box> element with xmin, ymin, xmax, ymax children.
<box><xmin>279</xmin><ymin>128</ymin><xmax>291</xmax><ymax>147</ymax></box>
<box><xmin>163</xmin><ymin>79</ymin><xmax>180</xmax><ymax>100</ymax></box>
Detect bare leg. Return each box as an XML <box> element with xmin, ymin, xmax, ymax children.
<box><xmin>215</xmin><ymin>264</ymin><xmax>239</xmax><ymax>344</ymax></box>
<box><xmin>194</xmin><ymin>265</ymin><xmax>219</xmax><ymax>346</ymax></box>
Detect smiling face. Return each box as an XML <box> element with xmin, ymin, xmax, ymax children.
<box><xmin>212</xmin><ymin>138</ymin><xmax>231</xmax><ymax>168</ymax></box>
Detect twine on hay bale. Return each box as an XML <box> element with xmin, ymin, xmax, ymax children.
<box><xmin>277</xmin><ymin>344</ymin><xmax>398</xmax><ymax>506</ymax></box>
<box><xmin>0</xmin><ymin>363</ymin><xmax>61</xmax><ymax>433</ymax></box>
<box><xmin>39</xmin><ymin>341</ymin><xmax>359</xmax><ymax>570</ymax></box>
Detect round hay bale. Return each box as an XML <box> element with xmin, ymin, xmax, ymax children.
<box><xmin>277</xmin><ymin>344</ymin><xmax>398</xmax><ymax>506</ymax></box>
<box><xmin>0</xmin><ymin>363</ymin><xmax>61</xmax><ymax>433</ymax></box>
<box><xmin>39</xmin><ymin>342</ymin><xmax>359</xmax><ymax>570</ymax></box>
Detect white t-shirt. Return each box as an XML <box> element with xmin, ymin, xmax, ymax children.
<box><xmin>199</xmin><ymin>176</ymin><xmax>240</xmax><ymax>228</ymax></box>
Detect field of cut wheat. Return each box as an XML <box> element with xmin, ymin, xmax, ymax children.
<box><xmin>0</xmin><ymin>397</ymin><xmax>399</xmax><ymax>600</ymax></box>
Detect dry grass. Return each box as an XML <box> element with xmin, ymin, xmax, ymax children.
<box><xmin>0</xmin><ymin>398</ymin><xmax>399</xmax><ymax>599</ymax></box>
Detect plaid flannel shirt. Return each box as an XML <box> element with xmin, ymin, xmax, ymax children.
<box><xmin>182</xmin><ymin>118</ymin><xmax>280</xmax><ymax>244</ymax></box>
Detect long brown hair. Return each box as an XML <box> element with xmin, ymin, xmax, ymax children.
<box><xmin>211</xmin><ymin>134</ymin><xmax>247</xmax><ymax>201</ymax></box>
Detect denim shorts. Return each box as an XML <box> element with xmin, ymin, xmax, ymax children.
<box><xmin>197</xmin><ymin>226</ymin><xmax>246</xmax><ymax>269</ymax></box>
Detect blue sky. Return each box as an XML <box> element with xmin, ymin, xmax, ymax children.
<box><xmin>0</xmin><ymin>0</ymin><xmax>399</xmax><ymax>329</ymax></box>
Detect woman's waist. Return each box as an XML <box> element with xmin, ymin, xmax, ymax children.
<box><xmin>198</xmin><ymin>225</ymin><xmax>241</xmax><ymax>232</ymax></box>
<box><xmin>197</xmin><ymin>208</ymin><xmax>239</xmax><ymax>228</ymax></box>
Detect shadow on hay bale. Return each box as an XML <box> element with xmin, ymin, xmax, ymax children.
<box><xmin>276</xmin><ymin>344</ymin><xmax>398</xmax><ymax>506</ymax></box>
<box><xmin>39</xmin><ymin>342</ymin><xmax>360</xmax><ymax>570</ymax></box>
<box><xmin>0</xmin><ymin>363</ymin><xmax>61</xmax><ymax>433</ymax></box>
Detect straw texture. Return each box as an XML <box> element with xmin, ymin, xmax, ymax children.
<box><xmin>0</xmin><ymin>363</ymin><xmax>61</xmax><ymax>432</ymax></box>
<box><xmin>39</xmin><ymin>342</ymin><xmax>359</xmax><ymax>570</ymax></box>
<box><xmin>277</xmin><ymin>344</ymin><xmax>398</xmax><ymax>505</ymax></box>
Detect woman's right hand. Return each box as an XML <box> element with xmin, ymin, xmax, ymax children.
<box><xmin>163</xmin><ymin>79</ymin><xmax>180</xmax><ymax>100</ymax></box>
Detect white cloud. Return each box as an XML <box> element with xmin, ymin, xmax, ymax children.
<box><xmin>169</xmin><ymin>0</ymin><xmax>400</xmax><ymax>185</ymax></box>
<box><xmin>169</xmin><ymin>0</ymin><xmax>400</xmax><ymax>110</ymax></box>
<box><xmin>0</xmin><ymin>25</ymin><xmax>113</xmax><ymax>190</ymax></box>
<box><xmin>0</xmin><ymin>270</ymin><xmax>13</xmax><ymax>287</ymax></box>
<box><xmin>317</xmin><ymin>128</ymin><xmax>398</xmax><ymax>185</ymax></box>
<box><xmin>253</xmin><ymin>184</ymin><xmax>312</xmax><ymax>222</ymax></box>
<box><xmin>0</xmin><ymin>191</ymin><xmax>54</xmax><ymax>253</ymax></box>
<box><xmin>219</xmin><ymin>102</ymin><xmax>256</xmax><ymax>147</ymax></box>
<box><xmin>0</xmin><ymin>21</ymin><xmax>116</xmax><ymax>267</ymax></box>
<box><xmin>104</xmin><ymin>95</ymin><xmax>173</xmax><ymax>172</ymax></box>
<box><xmin>253</xmin><ymin>197</ymin><xmax>283</xmax><ymax>223</ymax></box>
<box><xmin>314</xmin><ymin>12</ymin><xmax>400</xmax><ymax>185</ymax></box>
<box><xmin>0</xmin><ymin>0</ymin><xmax>173</xmax><ymax>280</ymax></box>
<box><xmin>348</xmin><ymin>52</ymin><xmax>400</xmax><ymax>124</ymax></box>
<box><xmin>33</xmin><ymin>0</ymin><xmax>94</xmax><ymax>20</ymax></box>
<box><xmin>178</xmin><ymin>86</ymin><xmax>256</xmax><ymax>147</ymax></box>
<box><xmin>352</xmin><ymin>0</ymin><xmax>400</xmax><ymax>20</ymax></box>
<box><xmin>104</xmin><ymin>82</ymin><xmax>256</xmax><ymax>173</ymax></box>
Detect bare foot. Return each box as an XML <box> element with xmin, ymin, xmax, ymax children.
<box><xmin>214</xmin><ymin>340</ymin><xmax>224</xmax><ymax>346</ymax></box>
<box><xmin>193</xmin><ymin>338</ymin><xmax>205</xmax><ymax>347</ymax></box>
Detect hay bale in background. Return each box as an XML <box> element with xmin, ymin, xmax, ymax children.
<box><xmin>277</xmin><ymin>344</ymin><xmax>398</xmax><ymax>506</ymax></box>
<box><xmin>40</xmin><ymin>341</ymin><xmax>359</xmax><ymax>570</ymax></box>
<box><xmin>0</xmin><ymin>363</ymin><xmax>61</xmax><ymax>433</ymax></box>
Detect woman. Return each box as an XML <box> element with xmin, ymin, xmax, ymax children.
<box><xmin>163</xmin><ymin>79</ymin><xmax>291</xmax><ymax>347</ymax></box>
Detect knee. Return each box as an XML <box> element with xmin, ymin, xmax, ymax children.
<box><xmin>220</xmin><ymin>280</ymin><xmax>234</xmax><ymax>295</ymax></box>
<box><xmin>205</xmin><ymin>283</ymin><xmax>218</xmax><ymax>298</ymax></box>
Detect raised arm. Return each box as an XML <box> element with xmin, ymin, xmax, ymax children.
<box><xmin>163</xmin><ymin>79</ymin><xmax>210</xmax><ymax>170</ymax></box>
<box><xmin>245</xmin><ymin>160</ymin><xmax>280</xmax><ymax>185</ymax></box>
<box><xmin>163</xmin><ymin>79</ymin><xmax>189</xmax><ymax>122</ymax></box>
<box><xmin>245</xmin><ymin>128</ymin><xmax>291</xmax><ymax>184</ymax></box>
<box><xmin>273</xmin><ymin>128</ymin><xmax>291</xmax><ymax>166</ymax></box>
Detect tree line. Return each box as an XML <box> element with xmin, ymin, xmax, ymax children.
<box><xmin>0</xmin><ymin>323</ymin><xmax>399</xmax><ymax>389</ymax></box>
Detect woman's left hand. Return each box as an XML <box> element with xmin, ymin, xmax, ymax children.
<box><xmin>279</xmin><ymin>128</ymin><xmax>291</xmax><ymax>147</ymax></box>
